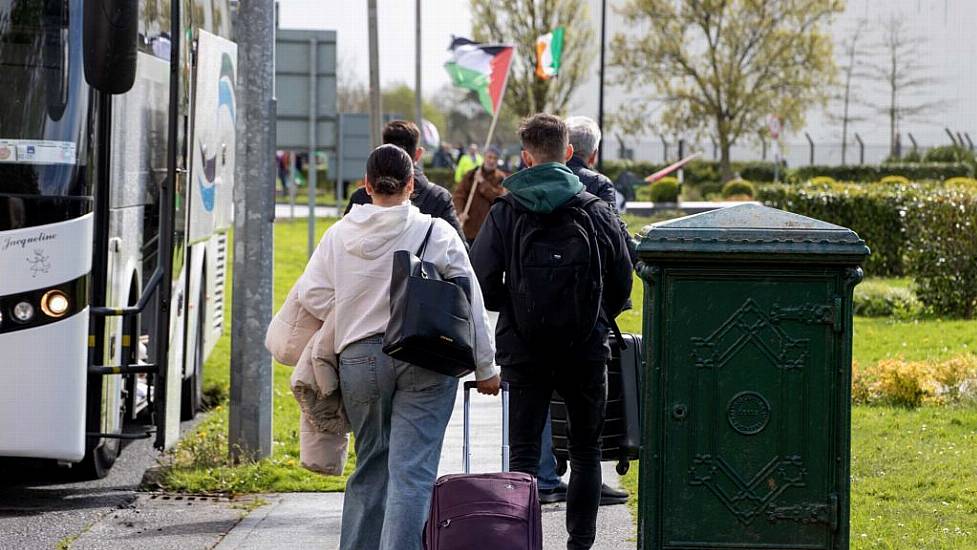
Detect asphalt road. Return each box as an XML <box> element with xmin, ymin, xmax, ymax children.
<box><xmin>0</xmin><ymin>421</ymin><xmax>189</xmax><ymax>550</ymax></box>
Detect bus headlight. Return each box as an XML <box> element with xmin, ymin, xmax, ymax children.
<box><xmin>12</xmin><ymin>301</ymin><xmax>35</xmax><ymax>322</ymax></box>
<box><xmin>41</xmin><ymin>290</ymin><xmax>70</xmax><ymax>318</ymax></box>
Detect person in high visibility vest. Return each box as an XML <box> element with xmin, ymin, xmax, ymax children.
<box><xmin>454</xmin><ymin>143</ymin><xmax>483</xmax><ymax>184</ymax></box>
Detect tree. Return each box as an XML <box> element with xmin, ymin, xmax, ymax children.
<box><xmin>611</xmin><ymin>0</ymin><xmax>842</xmax><ymax>181</ymax></box>
<box><xmin>470</xmin><ymin>0</ymin><xmax>596</xmax><ymax>117</ymax></box>
<box><xmin>866</xmin><ymin>15</ymin><xmax>942</xmax><ymax>159</ymax></box>
<box><xmin>336</xmin><ymin>53</ymin><xmax>369</xmax><ymax>113</ymax></box>
<box><xmin>433</xmin><ymin>84</ymin><xmax>520</xmax><ymax>148</ymax></box>
<box><xmin>827</xmin><ymin>19</ymin><xmax>870</xmax><ymax>165</ymax></box>
<box><xmin>380</xmin><ymin>83</ymin><xmax>447</xmax><ymax>135</ymax></box>
<box><xmin>336</xmin><ymin>56</ymin><xmax>447</xmax><ymax>138</ymax></box>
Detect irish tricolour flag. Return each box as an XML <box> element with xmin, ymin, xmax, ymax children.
<box><xmin>535</xmin><ymin>27</ymin><xmax>564</xmax><ymax>80</ymax></box>
<box><xmin>445</xmin><ymin>37</ymin><xmax>514</xmax><ymax>116</ymax></box>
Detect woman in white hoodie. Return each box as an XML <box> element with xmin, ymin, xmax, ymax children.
<box><xmin>296</xmin><ymin>144</ymin><xmax>500</xmax><ymax>550</ymax></box>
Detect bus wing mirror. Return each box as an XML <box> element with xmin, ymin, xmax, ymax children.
<box><xmin>83</xmin><ymin>0</ymin><xmax>139</xmax><ymax>94</ymax></box>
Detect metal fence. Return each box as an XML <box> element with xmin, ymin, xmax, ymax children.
<box><xmin>606</xmin><ymin>135</ymin><xmax>973</xmax><ymax>167</ymax></box>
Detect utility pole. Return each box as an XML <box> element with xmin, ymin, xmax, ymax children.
<box><xmin>596</xmin><ymin>0</ymin><xmax>607</xmax><ymax>170</ymax></box>
<box><xmin>307</xmin><ymin>36</ymin><xmax>318</xmax><ymax>258</ymax></box>
<box><xmin>230</xmin><ymin>0</ymin><xmax>275</xmax><ymax>462</ymax></box>
<box><xmin>415</xmin><ymin>0</ymin><xmax>423</xmax><ymax>132</ymax></box>
<box><xmin>368</xmin><ymin>0</ymin><xmax>382</xmax><ymax>147</ymax></box>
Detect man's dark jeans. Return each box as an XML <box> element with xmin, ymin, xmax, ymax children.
<box><xmin>502</xmin><ymin>360</ymin><xmax>607</xmax><ymax>550</ymax></box>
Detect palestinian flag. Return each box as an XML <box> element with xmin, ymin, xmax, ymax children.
<box><xmin>445</xmin><ymin>36</ymin><xmax>514</xmax><ymax>116</ymax></box>
<box><xmin>535</xmin><ymin>27</ymin><xmax>564</xmax><ymax>80</ymax></box>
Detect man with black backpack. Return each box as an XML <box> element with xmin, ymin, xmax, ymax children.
<box><xmin>470</xmin><ymin>114</ymin><xmax>633</xmax><ymax>550</ymax></box>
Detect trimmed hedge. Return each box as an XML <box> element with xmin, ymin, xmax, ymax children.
<box><xmin>722</xmin><ymin>179</ymin><xmax>756</xmax><ymax>199</ymax></box>
<box><xmin>761</xmin><ymin>181</ymin><xmax>977</xmax><ymax>318</ymax></box>
<box><xmin>423</xmin><ymin>167</ymin><xmax>456</xmax><ymax>191</ymax></box>
<box><xmin>922</xmin><ymin>145</ymin><xmax>976</xmax><ymax>166</ymax></box>
<box><xmin>791</xmin><ymin>162</ymin><xmax>973</xmax><ymax>183</ymax></box>
<box><xmin>602</xmin><ymin>159</ymin><xmax>780</xmax><ymax>185</ymax></box>
<box><xmin>606</xmin><ymin>160</ymin><xmax>973</xmax><ymax>186</ymax></box>
<box><xmin>759</xmin><ymin>182</ymin><xmax>908</xmax><ymax>276</ymax></box>
<box><xmin>648</xmin><ymin>177</ymin><xmax>680</xmax><ymax>202</ymax></box>
<box><xmin>904</xmin><ymin>188</ymin><xmax>977</xmax><ymax>318</ymax></box>
<box><xmin>737</xmin><ymin>162</ymin><xmax>779</xmax><ymax>183</ymax></box>
<box><xmin>853</xmin><ymin>281</ymin><xmax>922</xmax><ymax>319</ymax></box>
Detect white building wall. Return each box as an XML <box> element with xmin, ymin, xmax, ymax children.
<box><xmin>568</xmin><ymin>0</ymin><xmax>977</xmax><ymax>165</ymax></box>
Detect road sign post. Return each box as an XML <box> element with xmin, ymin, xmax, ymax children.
<box><xmin>307</xmin><ymin>36</ymin><xmax>318</xmax><ymax>257</ymax></box>
<box><xmin>275</xmin><ymin>29</ymin><xmax>337</xmax><ymax>257</ymax></box>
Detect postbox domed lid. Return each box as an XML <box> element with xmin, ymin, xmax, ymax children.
<box><xmin>637</xmin><ymin>203</ymin><xmax>870</xmax><ymax>263</ymax></box>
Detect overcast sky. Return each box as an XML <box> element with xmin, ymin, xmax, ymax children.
<box><xmin>278</xmin><ymin>0</ymin><xmax>471</xmax><ymax>92</ymax></box>
<box><xmin>278</xmin><ymin>0</ymin><xmax>977</xmax><ymax>158</ymax></box>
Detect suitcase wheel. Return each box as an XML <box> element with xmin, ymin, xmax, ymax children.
<box><xmin>555</xmin><ymin>457</ymin><xmax>568</xmax><ymax>476</ymax></box>
<box><xmin>616</xmin><ymin>459</ymin><xmax>630</xmax><ymax>475</ymax></box>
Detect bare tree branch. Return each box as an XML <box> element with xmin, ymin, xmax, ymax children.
<box><xmin>868</xmin><ymin>14</ymin><xmax>945</xmax><ymax>158</ymax></box>
<box><xmin>471</xmin><ymin>0</ymin><xmax>595</xmax><ymax>117</ymax></box>
<box><xmin>611</xmin><ymin>0</ymin><xmax>841</xmax><ymax>179</ymax></box>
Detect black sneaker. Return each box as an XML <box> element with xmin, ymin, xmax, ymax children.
<box><xmin>599</xmin><ymin>483</ymin><xmax>629</xmax><ymax>506</ymax></box>
<box><xmin>539</xmin><ymin>481</ymin><xmax>568</xmax><ymax>504</ymax></box>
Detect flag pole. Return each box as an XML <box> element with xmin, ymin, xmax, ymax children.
<box><xmin>462</xmin><ymin>50</ymin><xmax>512</xmax><ymax>223</ymax></box>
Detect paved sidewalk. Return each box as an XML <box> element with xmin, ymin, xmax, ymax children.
<box><xmin>71</xmin><ymin>377</ymin><xmax>635</xmax><ymax>549</ymax></box>
<box><xmin>70</xmin><ymin>494</ymin><xmax>246</xmax><ymax>550</ymax></box>
<box><xmin>215</xmin><ymin>493</ymin><xmax>343</xmax><ymax>549</ymax></box>
<box><xmin>215</xmin><ymin>376</ymin><xmax>635</xmax><ymax>549</ymax></box>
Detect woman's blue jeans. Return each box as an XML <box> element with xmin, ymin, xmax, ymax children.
<box><xmin>338</xmin><ymin>336</ymin><xmax>458</xmax><ymax>550</ymax></box>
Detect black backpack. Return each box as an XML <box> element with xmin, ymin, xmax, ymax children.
<box><xmin>501</xmin><ymin>193</ymin><xmax>604</xmax><ymax>349</ymax></box>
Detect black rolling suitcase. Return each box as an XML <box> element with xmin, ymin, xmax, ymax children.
<box><xmin>550</xmin><ymin>333</ymin><xmax>643</xmax><ymax>475</ymax></box>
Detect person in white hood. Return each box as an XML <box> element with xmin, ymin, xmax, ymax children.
<box><xmin>296</xmin><ymin>144</ymin><xmax>500</xmax><ymax>550</ymax></box>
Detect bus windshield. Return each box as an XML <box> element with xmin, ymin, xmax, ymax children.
<box><xmin>0</xmin><ymin>0</ymin><xmax>89</xmax><ymax>197</ymax></box>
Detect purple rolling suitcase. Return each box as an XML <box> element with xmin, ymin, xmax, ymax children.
<box><xmin>424</xmin><ymin>381</ymin><xmax>542</xmax><ymax>550</ymax></box>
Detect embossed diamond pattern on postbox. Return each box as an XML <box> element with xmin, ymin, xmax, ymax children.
<box><xmin>636</xmin><ymin>204</ymin><xmax>869</xmax><ymax>550</ymax></box>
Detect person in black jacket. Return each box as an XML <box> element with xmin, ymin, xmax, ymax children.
<box><xmin>533</xmin><ymin>115</ymin><xmax>634</xmax><ymax>508</ymax></box>
<box><xmin>566</xmin><ymin>116</ymin><xmax>637</xmax><ymax>262</ymax></box>
<box><xmin>471</xmin><ymin>114</ymin><xmax>633</xmax><ymax>550</ymax></box>
<box><xmin>344</xmin><ymin>121</ymin><xmax>465</xmax><ymax>243</ymax></box>
<box><xmin>565</xmin><ymin>116</ymin><xmax>618</xmax><ymax>210</ymax></box>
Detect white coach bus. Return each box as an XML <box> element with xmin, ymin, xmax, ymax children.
<box><xmin>0</xmin><ymin>0</ymin><xmax>237</xmax><ymax>478</ymax></box>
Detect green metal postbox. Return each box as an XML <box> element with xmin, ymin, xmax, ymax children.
<box><xmin>635</xmin><ymin>203</ymin><xmax>869</xmax><ymax>550</ymax></box>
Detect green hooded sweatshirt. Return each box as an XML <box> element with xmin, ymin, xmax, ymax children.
<box><xmin>502</xmin><ymin>162</ymin><xmax>584</xmax><ymax>214</ymax></box>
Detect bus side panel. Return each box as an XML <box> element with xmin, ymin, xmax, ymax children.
<box><xmin>164</xmin><ymin>264</ymin><xmax>187</xmax><ymax>448</ymax></box>
<box><xmin>188</xmin><ymin>31</ymin><xmax>237</xmax><ymax>245</ymax></box>
<box><xmin>203</xmin><ymin>232</ymin><xmax>227</xmax><ymax>359</ymax></box>
<box><xmin>183</xmin><ymin>241</ymin><xmax>207</xmax><ymax>378</ymax></box>
<box><xmin>105</xmin><ymin>50</ymin><xmax>169</xmax><ymax>437</ymax></box>
<box><xmin>104</xmin><ymin>207</ymin><xmax>144</xmax><ymax>432</ymax></box>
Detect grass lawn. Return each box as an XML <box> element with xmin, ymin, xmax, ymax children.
<box><xmin>853</xmin><ymin>316</ymin><xmax>977</xmax><ymax>365</ymax></box>
<box><xmin>618</xmin><ymin>278</ymin><xmax>977</xmax><ymax>549</ymax></box>
<box><xmin>619</xmin><ymin>406</ymin><xmax>977</xmax><ymax>549</ymax></box>
<box><xmin>158</xmin><ymin>218</ymin><xmax>353</xmax><ymax>493</ymax></box>
<box><xmin>274</xmin><ymin>185</ymin><xmax>348</xmax><ymax>209</ymax></box>
<box><xmin>164</xmin><ymin>215</ymin><xmax>977</xmax><ymax>550</ymax></box>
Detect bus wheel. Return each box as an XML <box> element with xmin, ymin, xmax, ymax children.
<box><xmin>181</xmin><ymin>283</ymin><xmax>206</xmax><ymax>420</ymax></box>
<box><xmin>76</xmin><ymin>383</ymin><xmax>126</xmax><ymax>480</ymax></box>
<box><xmin>75</xmin><ymin>438</ymin><xmax>118</xmax><ymax>480</ymax></box>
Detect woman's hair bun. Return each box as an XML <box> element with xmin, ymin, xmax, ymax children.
<box><xmin>373</xmin><ymin>175</ymin><xmax>402</xmax><ymax>194</ymax></box>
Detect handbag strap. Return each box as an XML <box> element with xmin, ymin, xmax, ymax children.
<box><xmin>415</xmin><ymin>220</ymin><xmax>435</xmax><ymax>259</ymax></box>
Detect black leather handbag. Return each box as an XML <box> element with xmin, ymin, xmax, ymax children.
<box><xmin>383</xmin><ymin>222</ymin><xmax>476</xmax><ymax>377</ymax></box>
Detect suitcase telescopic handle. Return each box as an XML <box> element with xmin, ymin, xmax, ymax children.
<box><xmin>462</xmin><ymin>380</ymin><xmax>510</xmax><ymax>474</ymax></box>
